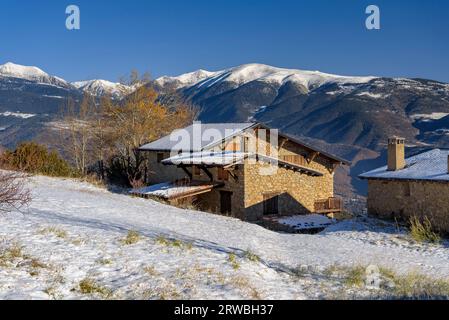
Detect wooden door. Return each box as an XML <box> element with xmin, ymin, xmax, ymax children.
<box><xmin>220</xmin><ymin>191</ymin><xmax>232</xmax><ymax>214</ymax></box>
<box><xmin>263</xmin><ymin>193</ymin><xmax>279</xmax><ymax>215</ymax></box>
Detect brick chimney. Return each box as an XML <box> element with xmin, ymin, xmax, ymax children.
<box><xmin>387</xmin><ymin>137</ymin><xmax>406</xmax><ymax>171</ymax></box>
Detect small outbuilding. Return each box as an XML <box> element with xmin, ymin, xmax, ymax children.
<box><xmin>359</xmin><ymin>137</ymin><xmax>449</xmax><ymax>232</ymax></box>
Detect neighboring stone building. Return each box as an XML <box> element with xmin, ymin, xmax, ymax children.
<box><xmin>359</xmin><ymin>138</ymin><xmax>449</xmax><ymax>233</ymax></box>
<box><xmin>137</xmin><ymin>122</ymin><xmax>349</xmax><ymax>221</ymax></box>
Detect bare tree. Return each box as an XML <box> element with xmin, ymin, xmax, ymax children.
<box><xmin>61</xmin><ymin>95</ymin><xmax>96</xmax><ymax>175</ymax></box>
<box><xmin>0</xmin><ymin>171</ymin><xmax>31</xmax><ymax>212</ymax></box>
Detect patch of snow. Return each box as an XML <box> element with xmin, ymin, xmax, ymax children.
<box><xmin>410</xmin><ymin>112</ymin><xmax>449</xmax><ymax>121</ymax></box>
<box><xmin>42</xmin><ymin>95</ymin><xmax>64</xmax><ymax>99</ymax></box>
<box><xmin>356</xmin><ymin>92</ymin><xmax>391</xmax><ymax>99</ymax></box>
<box><xmin>0</xmin><ymin>111</ymin><xmax>36</xmax><ymax>119</ymax></box>
<box><xmin>248</xmin><ymin>105</ymin><xmax>269</xmax><ymax>121</ymax></box>
<box><xmin>278</xmin><ymin>214</ymin><xmax>336</xmax><ymax>231</ymax></box>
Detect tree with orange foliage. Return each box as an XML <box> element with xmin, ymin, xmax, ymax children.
<box><xmin>101</xmin><ymin>84</ymin><xmax>195</xmax><ymax>185</ymax></box>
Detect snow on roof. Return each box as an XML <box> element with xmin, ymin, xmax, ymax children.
<box><xmin>162</xmin><ymin>151</ymin><xmax>247</xmax><ymax>166</ymax></box>
<box><xmin>277</xmin><ymin>214</ymin><xmax>336</xmax><ymax>231</ymax></box>
<box><xmin>139</xmin><ymin>123</ymin><xmax>255</xmax><ymax>152</ymax></box>
<box><xmin>162</xmin><ymin>151</ymin><xmax>325</xmax><ymax>176</ymax></box>
<box><xmin>130</xmin><ymin>180</ymin><xmax>221</xmax><ymax>200</ymax></box>
<box><xmin>359</xmin><ymin>149</ymin><xmax>449</xmax><ymax>182</ymax></box>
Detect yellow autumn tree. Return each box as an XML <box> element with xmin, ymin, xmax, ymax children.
<box><xmin>102</xmin><ymin>85</ymin><xmax>195</xmax><ymax>185</ymax></box>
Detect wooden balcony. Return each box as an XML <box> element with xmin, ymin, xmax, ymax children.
<box><xmin>314</xmin><ymin>197</ymin><xmax>343</xmax><ymax>214</ymax></box>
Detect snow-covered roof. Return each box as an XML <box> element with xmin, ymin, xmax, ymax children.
<box><xmin>359</xmin><ymin>149</ymin><xmax>449</xmax><ymax>182</ymax></box>
<box><xmin>139</xmin><ymin>123</ymin><xmax>255</xmax><ymax>152</ymax></box>
<box><xmin>130</xmin><ymin>180</ymin><xmax>222</xmax><ymax>200</ymax></box>
<box><xmin>162</xmin><ymin>151</ymin><xmax>324</xmax><ymax>176</ymax></box>
<box><xmin>162</xmin><ymin>151</ymin><xmax>247</xmax><ymax>166</ymax></box>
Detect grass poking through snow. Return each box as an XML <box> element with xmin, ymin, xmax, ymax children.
<box><xmin>120</xmin><ymin>230</ymin><xmax>141</xmax><ymax>245</ymax></box>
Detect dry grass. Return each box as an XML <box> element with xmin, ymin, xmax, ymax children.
<box><xmin>155</xmin><ymin>236</ymin><xmax>193</xmax><ymax>250</ymax></box>
<box><xmin>144</xmin><ymin>265</ymin><xmax>160</xmax><ymax>276</ymax></box>
<box><xmin>379</xmin><ymin>269</ymin><xmax>449</xmax><ymax>299</ymax></box>
<box><xmin>343</xmin><ymin>265</ymin><xmax>366</xmax><ymax>287</ymax></box>
<box><xmin>228</xmin><ymin>253</ymin><xmax>240</xmax><ymax>270</ymax></box>
<box><xmin>409</xmin><ymin>216</ymin><xmax>441</xmax><ymax>244</ymax></box>
<box><xmin>78</xmin><ymin>278</ymin><xmax>112</xmax><ymax>298</ymax></box>
<box><xmin>321</xmin><ymin>263</ymin><xmax>449</xmax><ymax>299</ymax></box>
<box><xmin>78</xmin><ymin>174</ymin><xmax>107</xmax><ymax>189</ymax></box>
<box><xmin>243</xmin><ymin>250</ymin><xmax>260</xmax><ymax>263</ymax></box>
<box><xmin>97</xmin><ymin>258</ymin><xmax>112</xmax><ymax>265</ymax></box>
<box><xmin>0</xmin><ymin>243</ymin><xmax>25</xmax><ymax>266</ymax></box>
<box><xmin>120</xmin><ymin>230</ymin><xmax>141</xmax><ymax>245</ymax></box>
<box><xmin>231</xmin><ymin>275</ymin><xmax>262</xmax><ymax>300</ymax></box>
<box><xmin>40</xmin><ymin>227</ymin><xmax>68</xmax><ymax>239</ymax></box>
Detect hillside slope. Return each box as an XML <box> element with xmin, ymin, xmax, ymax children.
<box><xmin>1</xmin><ymin>176</ymin><xmax>449</xmax><ymax>299</ymax></box>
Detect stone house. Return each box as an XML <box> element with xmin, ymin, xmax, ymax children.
<box><xmin>359</xmin><ymin>137</ymin><xmax>449</xmax><ymax>233</ymax></box>
<box><xmin>137</xmin><ymin>122</ymin><xmax>349</xmax><ymax>221</ymax></box>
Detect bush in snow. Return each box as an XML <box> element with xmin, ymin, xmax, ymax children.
<box><xmin>1</xmin><ymin>142</ymin><xmax>73</xmax><ymax>177</ymax></box>
<box><xmin>0</xmin><ymin>171</ymin><xmax>30</xmax><ymax>213</ymax></box>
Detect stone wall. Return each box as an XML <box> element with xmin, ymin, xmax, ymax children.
<box><xmin>144</xmin><ymin>151</ymin><xmax>188</xmax><ymax>184</ymax></box>
<box><xmin>243</xmin><ymin>156</ymin><xmax>334</xmax><ymax>221</ymax></box>
<box><xmin>195</xmin><ymin>165</ymin><xmax>246</xmax><ymax>219</ymax></box>
<box><xmin>367</xmin><ymin>179</ymin><xmax>449</xmax><ymax>232</ymax></box>
<box><xmin>194</xmin><ymin>139</ymin><xmax>336</xmax><ymax>221</ymax></box>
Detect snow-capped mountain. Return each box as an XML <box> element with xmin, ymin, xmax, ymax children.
<box><xmin>72</xmin><ymin>79</ymin><xmax>135</xmax><ymax>99</ymax></box>
<box><xmin>155</xmin><ymin>63</ymin><xmax>449</xmax><ymax>149</ymax></box>
<box><xmin>155</xmin><ymin>69</ymin><xmax>216</xmax><ymax>89</ymax></box>
<box><xmin>155</xmin><ymin>63</ymin><xmax>376</xmax><ymax>92</ymax></box>
<box><xmin>0</xmin><ymin>62</ymin><xmax>70</xmax><ymax>88</ymax></box>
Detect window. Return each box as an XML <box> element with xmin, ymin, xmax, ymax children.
<box><xmin>157</xmin><ymin>152</ymin><xmax>165</xmax><ymax>163</ymax></box>
<box><xmin>243</xmin><ymin>137</ymin><xmax>250</xmax><ymax>153</ymax></box>
<box><xmin>263</xmin><ymin>193</ymin><xmax>279</xmax><ymax>215</ymax></box>
<box><xmin>217</xmin><ymin>167</ymin><xmax>229</xmax><ymax>181</ymax></box>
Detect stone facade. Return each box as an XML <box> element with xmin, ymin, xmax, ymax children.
<box><xmin>144</xmin><ymin>151</ymin><xmax>188</xmax><ymax>184</ymax></box>
<box><xmin>367</xmin><ymin>179</ymin><xmax>449</xmax><ymax>233</ymax></box>
<box><xmin>191</xmin><ymin>140</ymin><xmax>335</xmax><ymax>221</ymax></box>
<box><xmin>242</xmin><ymin>140</ymin><xmax>335</xmax><ymax>221</ymax></box>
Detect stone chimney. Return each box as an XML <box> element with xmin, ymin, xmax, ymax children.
<box><xmin>387</xmin><ymin>137</ymin><xmax>406</xmax><ymax>171</ymax></box>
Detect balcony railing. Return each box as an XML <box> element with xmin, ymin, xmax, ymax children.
<box><xmin>314</xmin><ymin>197</ymin><xmax>343</xmax><ymax>213</ymax></box>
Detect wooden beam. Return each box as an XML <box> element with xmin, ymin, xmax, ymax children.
<box><xmin>226</xmin><ymin>168</ymin><xmax>238</xmax><ymax>182</ymax></box>
<box><xmin>278</xmin><ymin>137</ymin><xmax>289</xmax><ymax>150</ymax></box>
<box><xmin>307</xmin><ymin>151</ymin><xmax>319</xmax><ymax>164</ymax></box>
<box><xmin>178</xmin><ymin>165</ymin><xmax>192</xmax><ymax>179</ymax></box>
<box><xmin>327</xmin><ymin>163</ymin><xmax>339</xmax><ymax>174</ymax></box>
<box><xmin>199</xmin><ymin>165</ymin><xmax>213</xmax><ymax>181</ymax></box>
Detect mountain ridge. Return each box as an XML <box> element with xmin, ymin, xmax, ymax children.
<box><xmin>2</xmin><ymin>61</ymin><xmax>449</xmax><ymax>203</ymax></box>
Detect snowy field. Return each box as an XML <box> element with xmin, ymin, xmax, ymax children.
<box><xmin>1</xmin><ymin>176</ymin><xmax>449</xmax><ymax>300</ymax></box>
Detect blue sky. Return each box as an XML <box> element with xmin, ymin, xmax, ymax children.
<box><xmin>1</xmin><ymin>0</ymin><xmax>448</xmax><ymax>82</ymax></box>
